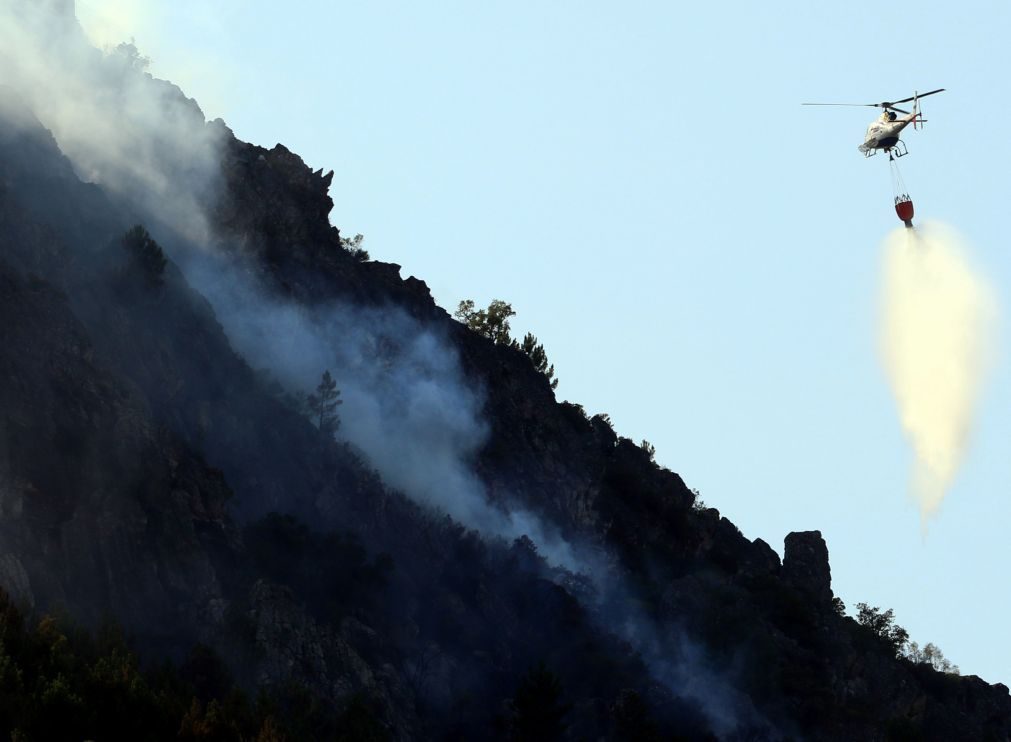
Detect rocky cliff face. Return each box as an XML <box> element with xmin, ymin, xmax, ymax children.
<box><xmin>0</xmin><ymin>30</ymin><xmax>1010</xmax><ymax>740</ymax></box>
<box><xmin>0</xmin><ymin>245</ymin><xmax>232</xmax><ymax>646</ymax></box>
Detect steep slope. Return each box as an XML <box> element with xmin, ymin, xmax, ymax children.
<box><xmin>0</xmin><ymin>239</ymin><xmax>232</xmax><ymax>648</ymax></box>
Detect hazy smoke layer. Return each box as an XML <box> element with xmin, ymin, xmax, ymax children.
<box><xmin>879</xmin><ymin>223</ymin><xmax>996</xmax><ymax>518</ymax></box>
<box><xmin>182</xmin><ymin>253</ymin><xmax>580</xmax><ymax>569</ymax></box>
<box><xmin>0</xmin><ymin>0</ymin><xmax>224</xmax><ymax>241</ymax></box>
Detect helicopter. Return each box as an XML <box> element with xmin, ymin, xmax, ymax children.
<box><xmin>803</xmin><ymin>89</ymin><xmax>945</xmax><ymax>158</ymax></box>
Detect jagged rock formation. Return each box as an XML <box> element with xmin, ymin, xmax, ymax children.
<box><xmin>1</xmin><ymin>18</ymin><xmax>1010</xmax><ymax>740</ymax></box>
<box><xmin>783</xmin><ymin>530</ymin><xmax>833</xmax><ymax>606</ymax></box>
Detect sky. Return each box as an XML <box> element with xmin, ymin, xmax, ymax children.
<box><xmin>75</xmin><ymin>0</ymin><xmax>1011</xmax><ymax>683</ymax></box>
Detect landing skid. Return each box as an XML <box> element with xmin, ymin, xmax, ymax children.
<box><xmin>863</xmin><ymin>140</ymin><xmax>910</xmax><ymax>159</ymax></box>
<box><xmin>887</xmin><ymin>140</ymin><xmax>909</xmax><ymax>160</ymax></box>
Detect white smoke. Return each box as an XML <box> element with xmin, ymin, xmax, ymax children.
<box><xmin>75</xmin><ymin>0</ymin><xmax>149</xmax><ymax>49</ymax></box>
<box><xmin>879</xmin><ymin>222</ymin><xmax>996</xmax><ymax>520</ymax></box>
<box><xmin>0</xmin><ymin>0</ymin><xmax>224</xmax><ymax>242</ymax></box>
<box><xmin>180</xmin><ymin>253</ymin><xmax>581</xmax><ymax>570</ymax></box>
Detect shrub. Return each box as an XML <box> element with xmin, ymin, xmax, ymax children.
<box><xmin>340</xmin><ymin>233</ymin><xmax>369</xmax><ymax>261</ymax></box>
<box><xmin>455</xmin><ymin>299</ymin><xmax>516</xmax><ymax>345</ymax></box>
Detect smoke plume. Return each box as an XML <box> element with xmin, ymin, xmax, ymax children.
<box><xmin>179</xmin><ymin>251</ymin><xmax>581</xmax><ymax>569</ymax></box>
<box><xmin>879</xmin><ymin>223</ymin><xmax>996</xmax><ymax>519</ymax></box>
<box><xmin>0</xmin><ymin>0</ymin><xmax>224</xmax><ymax>242</ymax></box>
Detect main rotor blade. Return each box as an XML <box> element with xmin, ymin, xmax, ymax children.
<box><xmin>889</xmin><ymin>88</ymin><xmax>946</xmax><ymax>105</ymax></box>
<box><xmin>804</xmin><ymin>89</ymin><xmax>944</xmax><ymax>109</ymax></box>
<box><xmin>803</xmin><ymin>102</ymin><xmax>903</xmax><ymax>110</ymax></box>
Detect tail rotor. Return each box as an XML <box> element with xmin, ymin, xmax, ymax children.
<box><xmin>913</xmin><ymin>90</ymin><xmax>928</xmax><ymax>130</ymax></box>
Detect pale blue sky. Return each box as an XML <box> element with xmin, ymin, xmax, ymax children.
<box><xmin>78</xmin><ymin>1</ymin><xmax>1011</xmax><ymax>682</ymax></box>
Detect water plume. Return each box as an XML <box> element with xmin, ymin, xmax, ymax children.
<box><xmin>878</xmin><ymin>222</ymin><xmax>996</xmax><ymax>520</ymax></box>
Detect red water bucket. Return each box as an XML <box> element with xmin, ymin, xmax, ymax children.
<box><xmin>895</xmin><ymin>198</ymin><xmax>914</xmax><ymax>226</ymax></box>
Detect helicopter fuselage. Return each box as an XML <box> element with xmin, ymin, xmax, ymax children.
<box><xmin>858</xmin><ymin>111</ymin><xmax>919</xmax><ymax>154</ymax></box>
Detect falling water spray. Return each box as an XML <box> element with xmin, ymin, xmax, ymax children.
<box><xmin>878</xmin><ymin>222</ymin><xmax>995</xmax><ymax>521</ymax></box>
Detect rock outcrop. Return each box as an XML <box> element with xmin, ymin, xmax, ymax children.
<box><xmin>783</xmin><ymin>530</ymin><xmax>833</xmax><ymax>606</ymax></box>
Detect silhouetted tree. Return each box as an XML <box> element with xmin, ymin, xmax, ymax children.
<box><xmin>121</xmin><ymin>224</ymin><xmax>167</xmax><ymax>286</ymax></box>
<box><xmin>111</xmin><ymin>40</ymin><xmax>151</xmax><ymax>72</ymax></box>
<box><xmin>905</xmin><ymin>641</ymin><xmax>960</xmax><ymax>675</ymax></box>
<box><xmin>454</xmin><ymin>299</ymin><xmax>515</xmax><ymax>345</ymax></box>
<box><xmin>593</xmin><ymin>413</ymin><xmax>613</xmax><ymax>429</ymax></box>
<box><xmin>639</xmin><ymin>439</ymin><xmax>656</xmax><ymax>462</ymax></box>
<box><xmin>509</xmin><ymin>663</ymin><xmax>570</xmax><ymax>742</ymax></box>
<box><xmin>518</xmin><ymin>332</ymin><xmax>558</xmax><ymax>389</ymax></box>
<box><xmin>306</xmin><ymin>370</ymin><xmax>342</xmax><ymax>436</ymax></box>
<box><xmin>455</xmin><ymin>301</ymin><xmax>562</xmax><ymax>388</ymax></box>
<box><xmin>855</xmin><ymin>602</ymin><xmax>909</xmax><ymax>657</ymax></box>
<box><xmin>340</xmin><ymin>232</ymin><xmax>369</xmax><ymax>261</ymax></box>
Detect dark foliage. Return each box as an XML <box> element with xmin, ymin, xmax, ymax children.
<box><xmin>455</xmin><ymin>298</ymin><xmax>516</xmax><ymax>345</ymax></box>
<box><xmin>243</xmin><ymin>514</ymin><xmax>393</xmax><ymax>623</ymax></box>
<box><xmin>639</xmin><ymin>439</ymin><xmax>657</xmax><ymax>462</ymax></box>
<box><xmin>455</xmin><ymin>300</ymin><xmax>560</xmax><ymax>388</ymax></box>
<box><xmin>611</xmin><ymin>689</ymin><xmax>664</xmax><ymax>742</ymax></box>
<box><xmin>120</xmin><ymin>224</ymin><xmax>167</xmax><ymax>286</ymax></box>
<box><xmin>855</xmin><ymin>602</ymin><xmax>910</xmax><ymax>657</ymax></box>
<box><xmin>518</xmin><ymin>332</ymin><xmax>559</xmax><ymax>390</ymax></box>
<box><xmin>339</xmin><ymin>232</ymin><xmax>370</xmax><ymax>262</ymax></box>
<box><xmin>0</xmin><ymin>588</ymin><xmax>385</xmax><ymax>742</ymax></box>
<box><xmin>508</xmin><ymin>662</ymin><xmax>571</xmax><ymax>742</ymax></box>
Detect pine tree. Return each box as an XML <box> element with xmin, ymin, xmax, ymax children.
<box><xmin>307</xmin><ymin>370</ymin><xmax>342</xmax><ymax>437</ymax></box>
<box><xmin>518</xmin><ymin>333</ymin><xmax>558</xmax><ymax>390</ymax></box>
<box><xmin>455</xmin><ymin>301</ymin><xmax>560</xmax><ymax>389</ymax></box>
